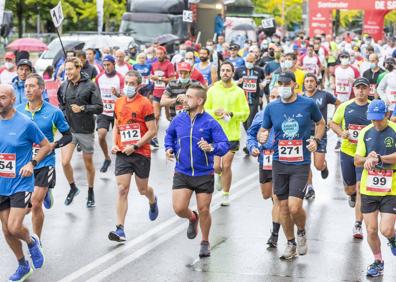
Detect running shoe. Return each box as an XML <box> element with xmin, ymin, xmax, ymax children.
<box><xmin>304</xmin><ymin>185</ymin><xmax>315</xmax><ymax>200</ymax></box>
<box><xmin>199</xmin><ymin>241</ymin><xmax>211</xmax><ymax>257</ymax></box>
<box><xmin>348</xmin><ymin>193</ymin><xmax>356</xmax><ymax>208</ymax></box>
<box><xmin>266</xmin><ymin>232</ymin><xmax>278</xmax><ymax>248</ymax></box>
<box><xmin>242</xmin><ymin>146</ymin><xmax>250</xmax><ymax>156</ymax></box>
<box><xmin>388</xmin><ymin>235</ymin><xmax>396</xmax><ymax>256</ymax></box>
<box><xmin>100</xmin><ymin>159</ymin><xmax>111</xmax><ymax>173</ymax></box>
<box><xmin>64</xmin><ymin>187</ymin><xmax>79</xmax><ymax>206</ymax></box>
<box><xmin>43</xmin><ymin>188</ymin><xmax>54</xmax><ymax>209</ymax></box>
<box><xmin>280</xmin><ymin>242</ymin><xmax>297</xmax><ymax>260</ymax></box>
<box><xmin>151</xmin><ymin>137</ymin><xmax>159</xmax><ymax>148</ymax></box>
<box><xmin>108</xmin><ymin>225</ymin><xmax>126</xmax><ymax>242</ymax></box>
<box><xmin>321</xmin><ymin>166</ymin><xmax>329</xmax><ymax>179</ymax></box>
<box><xmin>334</xmin><ymin>140</ymin><xmax>341</xmax><ymax>152</ymax></box>
<box><xmin>215</xmin><ymin>173</ymin><xmax>222</xmax><ymax>191</ymax></box>
<box><xmin>9</xmin><ymin>262</ymin><xmax>33</xmax><ymax>282</ymax></box>
<box><xmin>28</xmin><ymin>234</ymin><xmax>44</xmax><ymax>269</ymax></box>
<box><xmin>352</xmin><ymin>223</ymin><xmax>363</xmax><ymax>239</ymax></box>
<box><xmin>220</xmin><ymin>193</ymin><xmax>230</xmax><ymax>206</ymax></box>
<box><xmin>87</xmin><ymin>190</ymin><xmax>95</xmax><ymax>208</ymax></box>
<box><xmin>187</xmin><ymin>211</ymin><xmax>199</xmax><ymax>239</ymax></box>
<box><xmin>76</xmin><ymin>143</ymin><xmax>82</xmax><ymax>152</ymax></box>
<box><xmin>366</xmin><ymin>260</ymin><xmax>384</xmax><ymax>277</ymax></box>
<box><xmin>297</xmin><ymin>232</ymin><xmax>308</xmax><ymax>255</ymax></box>
<box><xmin>149</xmin><ymin>196</ymin><xmax>159</xmax><ymax>221</ymax></box>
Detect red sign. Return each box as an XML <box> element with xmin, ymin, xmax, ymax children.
<box><xmin>45</xmin><ymin>80</ymin><xmax>61</xmax><ymax>107</ymax></box>
<box><xmin>309</xmin><ymin>9</ymin><xmax>333</xmax><ymax>38</ymax></box>
<box><xmin>362</xmin><ymin>9</ymin><xmax>388</xmax><ymax>41</ymax></box>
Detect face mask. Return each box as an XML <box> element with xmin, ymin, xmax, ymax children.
<box><xmin>124</xmin><ymin>85</ymin><xmax>136</xmax><ymax>98</ymax></box>
<box><xmin>185</xmin><ymin>59</ymin><xmax>194</xmax><ymax>66</ymax></box>
<box><xmin>280</xmin><ymin>62</ymin><xmax>286</xmax><ymax>69</ymax></box>
<box><xmin>386</xmin><ymin>65</ymin><xmax>394</xmax><ymax>72</ymax></box>
<box><xmin>284</xmin><ymin>60</ymin><xmax>293</xmax><ymax>69</ymax></box>
<box><xmin>178</xmin><ymin>77</ymin><xmax>190</xmax><ymax>84</ymax></box>
<box><xmin>269</xmin><ymin>98</ymin><xmax>278</xmax><ymax>103</ymax></box>
<box><xmin>5</xmin><ymin>62</ymin><xmax>14</xmax><ymax>70</ymax></box>
<box><xmin>206</xmin><ymin>46</ymin><xmax>213</xmax><ymax>51</ymax></box>
<box><xmin>370</xmin><ymin>63</ymin><xmax>377</xmax><ymax>69</ymax></box>
<box><xmin>179</xmin><ymin>50</ymin><xmax>186</xmax><ymax>56</ymax></box>
<box><xmin>199</xmin><ymin>57</ymin><xmax>208</xmax><ymax>62</ymax></box>
<box><xmin>278</xmin><ymin>86</ymin><xmax>293</xmax><ymax>100</ymax></box>
<box><xmin>245</xmin><ymin>62</ymin><xmax>254</xmax><ymax>69</ymax></box>
<box><xmin>340</xmin><ymin>58</ymin><xmax>349</xmax><ymax>66</ymax></box>
<box><xmin>269</xmin><ymin>50</ymin><xmax>275</xmax><ymax>57</ymax></box>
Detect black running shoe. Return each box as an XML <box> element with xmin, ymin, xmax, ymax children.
<box><xmin>334</xmin><ymin>140</ymin><xmax>341</xmax><ymax>151</ymax></box>
<box><xmin>64</xmin><ymin>188</ymin><xmax>80</xmax><ymax>206</ymax></box>
<box><xmin>151</xmin><ymin>137</ymin><xmax>159</xmax><ymax>148</ymax></box>
<box><xmin>76</xmin><ymin>144</ymin><xmax>82</xmax><ymax>152</ymax></box>
<box><xmin>100</xmin><ymin>159</ymin><xmax>111</xmax><ymax>173</ymax></box>
<box><xmin>242</xmin><ymin>146</ymin><xmax>250</xmax><ymax>156</ymax></box>
<box><xmin>87</xmin><ymin>190</ymin><xmax>95</xmax><ymax>208</ymax></box>
<box><xmin>267</xmin><ymin>232</ymin><xmax>278</xmax><ymax>248</ymax></box>
<box><xmin>321</xmin><ymin>166</ymin><xmax>329</xmax><ymax>179</ymax></box>
<box><xmin>187</xmin><ymin>211</ymin><xmax>199</xmax><ymax>239</ymax></box>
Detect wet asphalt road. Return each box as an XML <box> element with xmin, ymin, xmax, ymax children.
<box><xmin>1</xmin><ymin>116</ymin><xmax>396</xmax><ymax>282</ymax></box>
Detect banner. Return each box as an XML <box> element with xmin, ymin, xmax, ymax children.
<box><xmin>362</xmin><ymin>10</ymin><xmax>388</xmax><ymax>41</ymax></box>
<box><xmin>309</xmin><ymin>9</ymin><xmax>332</xmax><ymax>37</ymax></box>
<box><xmin>311</xmin><ymin>0</ymin><xmax>396</xmax><ymax>10</ymax></box>
<box><xmin>97</xmin><ymin>0</ymin><xmax>104</xmax><ymax>33</ymax></box>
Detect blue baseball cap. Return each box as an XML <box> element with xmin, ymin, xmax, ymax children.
<box><xmin>367</xmin><ymin>100</ymin><xmax>387</xmax><ymax>121</ymax></box>
<box><xmin>103</xmin><ymin>55</ymin><xmax>115</xmax><ymax>64</ymax></box>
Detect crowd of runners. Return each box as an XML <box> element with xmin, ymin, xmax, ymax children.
<box><xmin>0</xmin><ymin>31</ymin><xmax>396</xmax><ymax>281</ymax></box>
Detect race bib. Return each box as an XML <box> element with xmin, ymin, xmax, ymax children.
<box><xmin>103</xmin><ymin>99</ymin><xmax>115</xmax><ymax>117</ymax></box>
<box><xmin>348</xmin><ymin>124</ymin><xmax>365</xmax><ymax>144</ymax></box>
<box><xmin>242</xmin><ymin>77</ymin><xmax>257</xmax><ymax>92</ymax></box>
<box><xmin>119</xmin><ymin>124</ymin><xmax>141</xmax><ymax>146</ymax></box>
<box><xmin>262</xmin><ymin>150</ymin><xmax>273</xmax><ymax>170</ymax></box>
<box><xmin>336</xmin><ymin>80</ymin><xmax>351</xmax><ymax>101</ymax></box>
<box><xmin>154</xmin><ymin>71</ymin><xmax>166</xmax><ymax>89</ymax></box>
<box><xmin>32</xmin><ymin>144</ymin><xmax>40</xmax><ymax>158</ymax></box>
<box><xmin>142</xmin><ymin>76</ymin><xmax>150</xmax><ymax>85</ymax></box>
<box><xmin>278</xmin><ymin>140</ymin><xmax>303</xmax><ymax>162</ymax></box>
<box><xmin>369</xmin><ymin>84</ymin><xmax>376</xmax><ymax>97</ymax></box>
<box><xmin>304</xmin><ymin>64</ymin><xmax>317</xmax><ymax>74</ymax></box>
<box><xmin>175</xmin><ymin>104</ymin><xmax>184</xmax><ymax>115</ymax></box>
<box><xmin>0</xmin><ymin>153</ymin><xmax>16</xmax><ymax>178</ymax></box>
<box><xmin>390</xmin><ymin>91</ymin><xmax>396</xmax><ymax>104</ymax></box>
<box><xmin>366</xmin><ymin>170</ymin><xmax>392</xmax><ymax>194</ymax></box>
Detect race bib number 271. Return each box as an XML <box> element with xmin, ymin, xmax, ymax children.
<box><xmin>278</xmin><ymin>140</ymin><xmax>303</xmax><ymax>162</ymax></box>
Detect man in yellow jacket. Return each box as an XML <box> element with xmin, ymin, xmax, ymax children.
<box><xmin>205</xmin><ymin>61</ymin><xmax>250</xmax><ymax>206</ymax></box>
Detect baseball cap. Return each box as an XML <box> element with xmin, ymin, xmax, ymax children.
<box><xmin>367</xmin><ymin>99</ymin><xmax>387</xmax><ymax>120</ymax></box>
<box><xmin>385</xmin><ymin>57</ymin><xmax>395</xmax><ymax>65</ymax></box>
<box><xmin>339</xmin><ymin>51</ymin><xmax>350</xmax><ymax>58</ymax></box>
<box><xmin>229</xmin><ymin>44</ymin><xmax>240</xmax><ymax>51</ymax></box>
<box><xmin>278</xmin><ymin>71</ymin><xmax>296</xmax><ymax>83</ymax></box>
<box><xmin>156</xmin><ymin>46</ymin><xmax>167</xmax><ymax>54</ymax></box>
<box><xmin>103</xmin><ymin>55</ymin><xmax>115</xmax><ymax>64</ymax></box>
<box><xmin>353</xmin><ymin>77</ymin><xmax>370</xmax><ymax>87</ymax></box>
<box><xmin>177</xmin><ymin>62</ymin><xmax>191</xmax><ymax>72</ymax></box>
<box><xmin>17</xmin><ymin>59</ymin><xmax>32</xmax><ymax>70</ymax></box>
<box><xmin>4</xmin><ymin>52</ymin><xmax>15</xmax><ymax>60</ymax></box>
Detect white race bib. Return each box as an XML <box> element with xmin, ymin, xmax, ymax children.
<box><xmin>119</xmin><ymin>124</ymin><xmax>141</xmax><ymax>146</ymax></box>
<box><xmin>32</xmin><ymin>144</ymin><xmax>40</xmax><ymax>158</ymax></box>
<box><xmin>366</xmin><ymin>170</ymin><xmax>392</xmax><ymax>194</ymax></box>
<box><xmin>262</xmin><ymin>150</ymin><xmax>273</xmax><ymax>170</ymax></box>
<box><xmin>242</xmin><ymin>77</ymin><xmax>257</xmax><ymax>92</ymax></box>
<box><xmin>278</xmin><ymin>140</ymin><xmax>303</xmax><ymax>162</ymax></box>
<box><xmin>0</xmin><ymin>153</ymin><xmax>16</xmax><ymax>178</ymax></box>
<box><xmin>103</xmin><ymin>99</ymin><xmax>115</xmax><ymax>117</ymax></box>
<box><xmin>175</xmin><ymin>104</ymin><xmax>184</xmax><ymax>115</ymax></box>
<box><xmin>348</xmin><ymin>124</ymin><xmax>365</xmax><ymax>144</ymax></box>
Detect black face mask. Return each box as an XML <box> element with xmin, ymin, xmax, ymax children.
<box><xmin>199</xmin><ymin>57</ymin><xmax>208</xmax><ymax>62</ymax></box>
<box><xmin>386</xmin><ymin>65</ymin><xmax>394</xmax><ymax>72</ymax></box>
<box><xmin>268</xmin><ymin>51</ymin><xmax>274</xmax><ymax>57</ymax></box>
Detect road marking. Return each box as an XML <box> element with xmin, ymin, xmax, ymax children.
<box><xmin>58</xmin><ymin>172</ymin><xmax>258</xmax><ymax>282</ymax></box>
<box><xmin>86</xmin><ymin>182</ymin><xmax>258</xmax><ymax>282</ymax></box>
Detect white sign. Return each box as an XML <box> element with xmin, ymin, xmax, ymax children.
<box><xmin>50</xmin><ymin>1</ymin><xmax>64</xmax><ymax>28</ymax></box>
<box><xmin>262</xmin><ymin>18</ymin><xmax>274</xmax><ymax>29</ymax></box>
<box><xmin>97</xmin><ymin>0</ymin><xmax>104</xmax><ymax>33</ymax></box>
<box><xmin>183</xmin><ymin>10</ymin><xmax>193</xmax><ymax>23</ymax></box>
<box><xmin>0</xmin><ymin>0</ymin><xmax>5</xmax><ymax>26</ymax></box>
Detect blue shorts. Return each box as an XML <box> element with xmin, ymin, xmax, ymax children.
<box><xmin>340</xmin><ymin>151</ymin><xmax>363</xmax><ymax>186</ymax></box>
<box><xmin>316</xmin><ymin>136</ymin><xmax>327</xmax><ymax>154</ymax></box>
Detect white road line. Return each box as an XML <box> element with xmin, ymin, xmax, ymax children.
<box><xmin>58</xmin><ymin>172</ymin><xmax>258</xmax><ymax>282</ymax></box>
<box><xmin>86</xmin><ymin>182</ymin><xmax>258</xmax><ymax>282</ymax></box>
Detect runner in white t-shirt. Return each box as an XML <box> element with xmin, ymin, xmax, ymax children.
<box><xmin>115</xmin><ymin>50</ymin><xmax>132</xmax><ymax>77</ymax></box>
<box><xmin>0</xmin><ymin>52</ymin><xmax>17</xmax><ymax>85</ymax></box>
<box><xmin>333</xmin><ymin>51</ymin><xmax>360</xmax><ymax>103</ymax></box>
<box><xmin>299</xmin><ymin>45</ymin><xmax>321</xmax><ymax>77</ymax></box>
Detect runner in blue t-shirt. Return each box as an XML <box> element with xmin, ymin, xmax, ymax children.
<box><xmin>259</xmin><ymin>71</ymin><xmax>325</xmax><ymax>260</ymax></box>
<box><xmin>0</xmin><ymin>84</ymin><xmax>51</xmax><ymax>282</ymax></box>
<box><xmin>133</xmin><ymin>53</ymin><xmax>154</xmax><ymax>97</ymax></box>
<box><xmin>16</xmin><ymin>73</ymin><xmax>72</xmax><ymax>242</ymax></box>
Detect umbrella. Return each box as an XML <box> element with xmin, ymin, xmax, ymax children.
<box><xmin>155</xmin><ymin>34</ymin><xmax>179</xmax><ymax>45</ymax></box>
<box><xmin>83</xmin><ymin>35</ymin><xmax>114</xmax><ymax>50</ymax></box>
<box><xmin>232</xmin><ymin>24</ymin><xmax>256</xmax><ymax>32</ymax></box>
<box><xmin>7</xmin><ymin>38</ymin><xmax>48</xmax><ymax>52</ymax></box>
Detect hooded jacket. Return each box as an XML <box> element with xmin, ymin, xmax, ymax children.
<box><xmin>57</xmin><ymin>72</ymin><xmax>103</xmax><ymax>134</ymax></box>
<box><xmin>205</xmin><ymin>81</ymin><xmax>249</xmax><ymax>141</ymax></box>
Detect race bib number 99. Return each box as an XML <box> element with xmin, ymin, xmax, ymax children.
<box><xmin>278</xmin><ymin>140</ymin><xmax>303</xmax><ymax>162</ymax></box>
<box><xmin>0</xmin><ymin>153</ymin><xmax>16</xmax><ymax>178</ymax></box>
<box><xmin>119</xmin><ymin>124</ymin><xmax>141</xmax><ymax>146</ymax></box>
<box><xmin>366</xmin><ymin>170</ymin><xmax>392</xmax><ymax>194</ymax></box>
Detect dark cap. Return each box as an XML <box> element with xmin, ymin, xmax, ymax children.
<box><xmin>385</xmin><ymin>57</ymin><xmax>395</xmax><ymax>65</ymax></box>
<box><xmin>353</xmin><ymin>77</ymin><xmax>370</xmax><ymax>87</ymax></box>
<box><xmin>229</xmin><ymin>44</ymin><xmax>240</xmax><ymax>51</ymax></box>
<box><xmin>103</xmin><ymin>55</ymin><xmax>115</xmax><ymax>64</ymax></box>
<box><xmin>339</xmin><ymin>51</ymin><xmax>350</xmax><ymax>58</ymax></box>
<box><xmin>278</xmin><ymin>71</ymin><xmax>296</xmax><ymax>83</ymax></box>
<box><xmin>17</xmin><ymin>59</ymin><xmax>33</xmax><ymax>69</ymax></box>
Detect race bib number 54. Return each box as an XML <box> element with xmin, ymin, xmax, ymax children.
<box><xmin>278</xmin><ymin>140</ymin><xmax>303</xmax><ymax>162</ymax></box>
<box><xmin>0</xmin><ymin>153</ymin><xmax>16</xmax><ymax>178</ymax></box>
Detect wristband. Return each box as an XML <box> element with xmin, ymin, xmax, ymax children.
<box><xmin>30</xmin><ymin>160</ymin><xmax>38</xmax><ymax>167</ymax></box>
<box><xmin>133</xmin><ymin>144</ymin><xmax>139</xmax><ymax>150</ymax></box>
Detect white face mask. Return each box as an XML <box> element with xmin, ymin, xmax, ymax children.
<box><xmin>340</xmin><ymin>58</ymin><xmax>349</xmax><ymax>66</ymax></box>
<box><xmin>278</xmin><ymin>86</ymin><xmax>293</xmax><ymax>101</ymax></box>
<box><xmin>5</xmin><ymin>62</ymin><xmax>14</xmax><ymax>70</ymax></box>
<box><xmin>185</xmin><ymin>59</ymin><xmax>194</xmax><ymax>66</ymax></box>
<box><xmin>284</xmin><ymin>60</ymin><xmax>293</xmax><ymax>69</ymax></box>
<box><xmin>124</xmin><ymin>85</ymin><xmax>136</xmax><ymax>98</ymax></box>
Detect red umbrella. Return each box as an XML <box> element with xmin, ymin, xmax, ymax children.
<box><xmin>7</xmin><ymin>38</ymin><xmax>48</xmax><ymax>52</ymax></box>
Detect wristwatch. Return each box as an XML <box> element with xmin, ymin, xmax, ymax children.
<box><xmin>30</xmin><ymin>160</ymin><xmax>38</xmax><ymax>167</ymax></box>
<box><xmin>133</xmin><ymin>144</ymin><xmax>139</xmax><ymax>150</ymax></box>
<box><xmin>377</xmin><ymin>154</ymin><xmax>382</xmax><ymax>163</ymax></box>
<box><xmin>80</xmin><ymin>105</ymin><xmax>85</xmax><ymax>112</ymax></box>
<box><xmin>313</xmin><ymin>138</ymin><xmax>321</xmax><ymax>146</ymax></box>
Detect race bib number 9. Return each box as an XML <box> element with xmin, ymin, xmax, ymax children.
<box><xmin>278</xmin><ymin>140</ymin><xmax>303</xmax><ymax>162</ymax></box>
<box><xmin>348</xmin><ymin>124</ymin><xmax>365</xmax><ymax>144</ymax></box>
<box><xmin>262</xmin><ymin>150</ymin><xmax>273</xmax><ymax>170</ymax></box>
<box><xmin>119</xmin><ymin>124</ymin><xmax>141</xmax><ymax>146</ymax></box>
<box><xmin>0</xmin><ymin>153</ymin><xmax>16</xmax><ymax>178</ymax></box>
<box><xmin>366</xmin><ymin>170</ymin><xmax>392</xmax><ymax>194</ymax></box>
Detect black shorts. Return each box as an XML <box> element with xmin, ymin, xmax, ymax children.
<box><xmin>272</xmin><ymin>160</ymin><xmax>310</xmax><ymax>200</ymax></box>
<box><xmin>97</xmin><ymin>114</ymin><xmax>114</xmax><ymax>131</ymax></box>
<box><xmin>259</xmin><ymin>165</ymin><xmax>272</xmax><ymax>184</ymax></box>
<box><xmin>229</xmin><ymin>141</ymin><xmax>240</xmax><ymax>153</ymax></box>
<box><xmin>361</xmin><ymin>194</ymin><xmax>396</xmax><ymax>214</ymax></box>
<box><xmin>115</xmin><ymin>153</ymin><xmax>151</xmax><ymax>179</ymax></box>
<box><xmin>153</xmin><ymin>96</ymin><xmax>161</xmax><ymax>103</ymax></box>
<box><xmin>0</xmin><ymin>192</ymin><xmax>32</xmax><ymax>211</ymax></box>
<box><xmin>34</xmin><ymin>166</ymin><xmax>56</xmax><ymax>188</ymax></box>
<box><xmin>173</xmin><ymin>172</ymin><xmax>214</xmax><ymax>194</ymax></box>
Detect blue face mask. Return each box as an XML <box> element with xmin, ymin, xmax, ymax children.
<box><xmin>245</xmin><ymin>62</ymin><xmax>254</xmax><ymax>69</ymax></box>
<box><xmin>124</xmin><ymin>85</ymin><xmax>136</xmax><ymax>98</ymax></box>
<box><xmin>179</xmin><ymin>77</ymin><xmax>190</xmax><ymax>84</ymax></box>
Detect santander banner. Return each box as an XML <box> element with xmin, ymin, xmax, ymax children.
<box><xmin>309</xmin><ymin>0</ymin><xmax>393</xmax><ymax>40</ymax></box>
